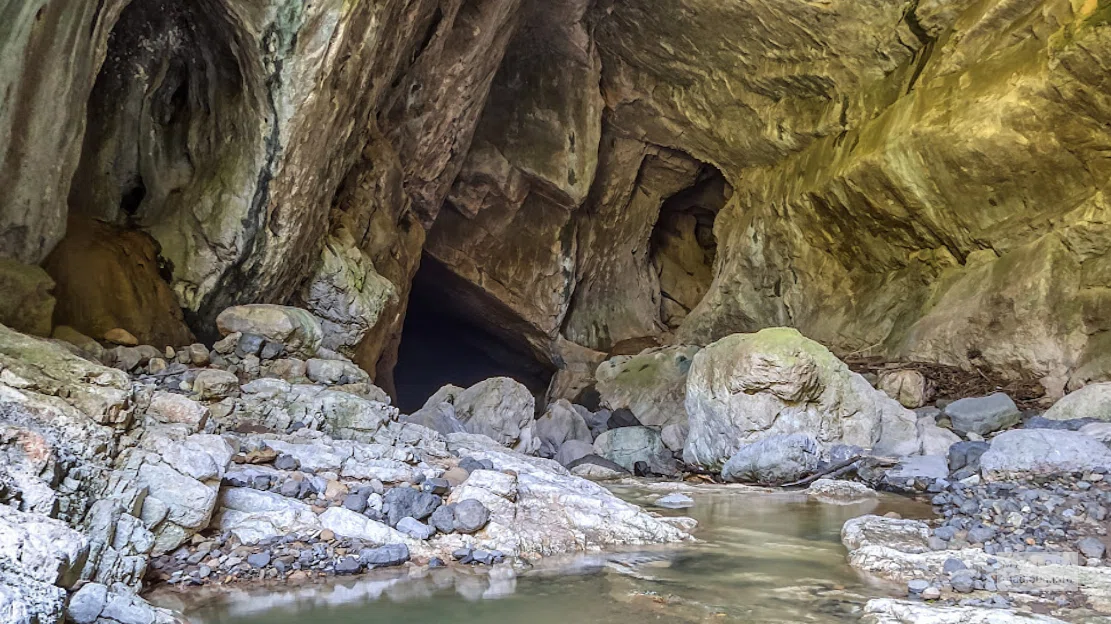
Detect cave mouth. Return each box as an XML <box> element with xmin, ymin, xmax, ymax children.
<box><xmin>651</xmin><ymin>165</ymin><xmax>730</xmax><ymax>329</ymax></box>
<box><xmin>393</xmin><ymin>254</ymin><xmax>557</xmax><ymax>414</ymax></box>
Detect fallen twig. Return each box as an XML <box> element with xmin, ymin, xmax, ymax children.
<box><xmin>780</xmin><ymin>454</ymin><xmax>863</xmax><ymax>488</ymax></box>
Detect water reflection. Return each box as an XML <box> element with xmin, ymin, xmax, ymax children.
<box><xmin>152</xmin><ymin>483</ymin><xmax>931</xmax><ymax>624</ymax></box>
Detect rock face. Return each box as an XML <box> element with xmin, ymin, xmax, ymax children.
<box><xmin>684</xmin><ymin>328</ymin><xmax>920</xmax><ymax>469</ymax></box>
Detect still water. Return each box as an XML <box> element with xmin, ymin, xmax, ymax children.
<box><xmin>151</xmin><ymin>483</ymin><xmax>930</xmax><ymax>624</ymax></box>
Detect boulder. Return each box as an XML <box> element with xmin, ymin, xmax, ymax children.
<box><xmin>606</xmin><ymin>408</ymin><xmax>641</xmax><ymax>430</ymax></box>
<box><xmin>1080</xmin><ymin>422</ymin><xmax>1111</xmax><ymax>444</ymax></box>
<box><xmin>942</xmin><ymin>393</ymin><xmax>1020</xmax><ymax>436</ymax></box>
<box><xmin>147</xmin><ymin>391</ymin><xmax>209</xmax><ymax>430</ymax></box>
<box><xmin>452</xmin><ymin>377</ymin><xmax>536</xmax><ymax>449</ymax></box>
<box><xmin>534</xmin><ymin>399</ymin><xmax>592</xmax><ymax>458</ymax></box>
<box><xmin>979</xmin><ymin>429</ymin><xmax>1111</xmax><ymax>479</ymax></box>
<box><xmin>554</xmin><ymin>439</ymin><xmax>594</xmax><ymax>467</ymax></box>
<box><xmin>684</xmin><ymin>329</ymin><xmax>919</xmax><ymax>469</ymax></box>
<box><xmin>401</xmin><ymin>402</ymin><xmax>466</xmax><ymax>436</ymax></box>
<box><xmin>1042</xmin><ymin>383</ymin><xmax>1111</xmax><ymax>422</ymax></box>
<box><xmin>567</xmin><ymin>455</ymin><xmax>630</xmax><ymax>480</ymax></box>
<box><xmin>383</xmin><ymin>487</ymin><xmax>441</xmax><ymax>526</ymax></box>
<box><xmin>192</xmin><ymin>369</ymin><xmax>239</xmax><ymax>401</ymax></box>
<box><xmin>452</xmin><ymin>499</ymin><xmax>491</xmax><ymax>533</ymax></box>
<box><xmin>305</xmin><ymin>358</ymin><xmax>369</xmax><ymax>386</ymax></box>
<box><xmin>721</xmin><ymin>433</ymin><xmax>821</xmax><ymax>485</ymax></box>
<box><xmin>595</xmin><ymin>345</ymin><xmax>700</xmax><ymax>429</ymax></box>
<box><xmin>593</xmin><ymin>426</ymin><xmax>677</xmax><ymax>475</ymax></box>
<box><xmin>0</xmin><ymin>258</ymin><xmax>55</xmax><ymax>336</ymax></box>
<box><xmin>215</xmin><ymin>305</ymin><xmax>323</xmax><ymax>357</ymax></box>
<box><xmin>877</xmin><ymin>369</ymin><xmax>930</xmax><ymax>409</ymax></box>
<box><xmin>916</xmin><ymin>417</ymin><xmax>961</xmax><ymax>456</ymax></box>
<box><xmin>319</xmin><ymin>507</ymin><xmax>409</xmax><ymax>544</ymax></box>
<box><xmin>807</xmin><ymin>479</ymin><xmax>877</xmax><ymax>504</ymax></box>
<box><xmin>947</xmin><ymin>441</ymin><xmax>990</xmax><ymax>476</ymax></box>
<box><xmin>660</xmin><ymin>422</ymin><xmax>689</xmax><ymax>453</ymax></box>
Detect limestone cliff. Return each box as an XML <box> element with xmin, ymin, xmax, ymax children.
<box><xmin>3</xmin><ymin>0</ymin><xmax>1111</xmax><ymax>397</ymax></box>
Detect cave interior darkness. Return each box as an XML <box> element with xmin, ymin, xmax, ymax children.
<box><xmin>392</xmin><ymin>255</ymin><xmax>557</xmax><ymax>414</ymax></box>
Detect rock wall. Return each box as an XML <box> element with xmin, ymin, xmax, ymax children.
<box><xmin>3</xmin><ymin>0</ymin><xmax>1111</xmax><ymax>396</ymax></box>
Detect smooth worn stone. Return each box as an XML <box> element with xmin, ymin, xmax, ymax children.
<box><xmin>722</xmin><ymin>433</ymin><xmax>820</xmax><ymax>485</ymax></box>
<box><xmin>653</xmin><ymin>493</ymin><xmax>695</xmax><ymax>509</ymax></box>
<box><xmin>595</xmin><ymin>345</ymin><xmax>700</xmax><ymax>431</ymax></box>
<box><xmin>335</xmin><ymin>556</ymin><xmax>362</xmax><ymax>574</ymax></box>
<box><xmin>942</xmin><ymin>393</ymin><xmax>1020</xmax><ymax>436</ymax></box>
<box><xmin>947</xmin><ymin>441</ymin><xmax>990</xmax><ymax>475</ymax></box>
<box><xmin>807</xmin><ymin>478</ymin><xmax>877</xmax><ymax>504</ymax></box>
<box><xmin>359</xmin><ymin>544</ymin><xmax>410</xmax><ymax>568</ymax></box>
<box><xmin>247</xmin><ymin>551</ymin><xmax>271</xmax><ymax>568</ymax></box>
<box><xmin>451</xmin><ymin>377</ymin><xmax>537</xmax><ymax>450</ymax></box>
<box><xmin>567</xmin><ymin>455</ymin><xmax>630</xmax><ymax>480</ymax></box>
<box><xmin>980</xmin><ymin>430</ymin><xmax>1111</xmax><ymax>479</ymax></box>
<box><xmin>384</xmin><ymin>487</ymin><xmax>441</xmax><ymax>526</ymax></box>
<box><xmin>452</xmin><ymin>499</ymin><xmax>491</xmax><ymax>534</ymax></box>
<box><xmin>534</xmin><ymin>399</ymin><xmax>593</xmax><ymax>458</ymax></box>
<box><xmin>104</xmin><ymin>328</ymin><xmax>139</xmax><ymax>346</ymax></box>
<box><xmin>216</xmin><ymin>305</ymin><xmax>323</xmax><ymax>357</ymax></box>
<box><xmin>401</xmin><ymin>402</ymin><xmax>466</xmax><ymax>436</ymax></box>
<box><xmin>1043</xmin><ymin>383</ymin><xmax>1111</xmax><ymax>423</ymax></box>
<box><xmin>685</xmin><ymin>329</ymin><xmax>919</xmax><ymax>469</ymax></box>
<box><xmin>274</xmin><ymin>454</ymin><xmax>300</xmax><ymax>471</ymax></box>
<box><xmin>396</xmin><ymin>517</ymin><xmax>435</xmax><ymax>540</ymax></box>
<box><xmin>429</xmin><ymin>505</ymin><xmax>456</xmax><ymax>534</ymax></box>
<box><xmin>192</xmin><ymin>369</ymin><xmax>240</xmax><ymax>400</ymax></box>
<box><xmin>593</xmin><ymin>426</ymin><xmax>677</xmax><ymax>475</ymax></box>
<box><xmin>878</xmin><ymin>369</ymin><xmax>930</xmax><ymax>409</ymax></box>
<box><xmin>554</xmin><ymin>439</ymin><xmax>594</xmax><ymax>467</ymax></box>
<box><xmin>1078</xmin><ymin>536</ymin><xmax>1106</xmax><ymax>560</ymax></box>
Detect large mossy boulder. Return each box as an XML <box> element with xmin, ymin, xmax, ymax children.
<box><xmin>684</xmin><ymin>328</ymin><xmax>919</xmax><ymax>469</ymax></box>
<box><xmin>595</xmin><ymin>345</ymin><xmax>701</xmax><ymax>430</ymax></box>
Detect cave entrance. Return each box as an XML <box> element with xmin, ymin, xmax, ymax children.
<box><xmin>650</xmin><ymin>165</ymin><xmax>729</xmax><ymax>329</ymax></box>
<box><xmin>46</xmin><ymin>0</ymin><xmax>260</xmax><ymax>347</ymax></box>
<box><xmin>393</xmin><ymin>255</ymin><xmax>556</xmax><ymax>413</ymax></box>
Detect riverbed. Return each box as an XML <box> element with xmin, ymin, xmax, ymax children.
<box><xmin>150</xmin><ymin>483</ymin><xmax>931</xmax><ymax>624</ymax></box>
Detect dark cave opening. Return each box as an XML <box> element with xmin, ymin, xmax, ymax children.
<box><xmin>393</xmin><ymin>254</ymin><xmax>556</xmax><ymax>414</ymax></box>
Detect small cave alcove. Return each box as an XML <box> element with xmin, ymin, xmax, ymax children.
<box><xmin>392</xmin><ymin>255</ymin><xmax>557</xmax><ymax>414</ymax></box>
<box><xmin>650</xmin><ymin>165</ymin><xmax>730</xmax><ymax>329</ymax></box>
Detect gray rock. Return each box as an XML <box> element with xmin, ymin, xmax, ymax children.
<box><xmin>384</xmin><ymin>487</ymin><xmax>441</xmax><ymax>526</ymax></box>
<box><xmin>1078</xmin><ymin>536</ymin><xmax>1106</xmax><ymax>559</ymax></box>
<box><xmin>279</xmin><ymin>479</ymin><xmax>301</xmax><ymax>498</ymax></box>
<box><xmin>947</xmin><ymin>440</ymin><xmax>990</xmax><ymax>474</ymax></box>
<box><xmin>401</xmin><ymin>402</ymin><xmax>466</xmax><ymax>436</ymax></box>
<box><xmin>422</xmin><ymin>478</ymin><xmax>451</xmax><ymax>495</ymax></box>
<box><xmin>593</xmin><ymin>426</ymin><xmax>678</xmax><ymax>476</ymax></box>
<box><xmin>943</xmin><ymin>393</ymin><xmax>1020</xmax><ymax>436</ymax></box>
<box><xmin>343</xmin><ymin>492</ymin><xmax>369</xmax><ymax>513</ymax></box>
<box><xmin>459</xmin><ymin>457</ymin><xmax>494</xmax><ymax>473</ymax></box>
<box><xmin>359</xmin><ymin>544</ymin><xmax>410</xmax><ymax>568</ymax></box>
<box><xmin>907</xmin><ymin>579</ymin><xmax>930</xmax><ymax>594</ymax></box>
<box><xmin>968</xmin><ymin>525</ymin><xmax>996</xmax><ymax>544</ymax></box>
<box><xmin>335</xmin><ymin>556</ymin><xmax>362</xmax><ymax>574</ymax></box>
<box><xmin>274</xmin><ymin>453</ymin><xmax>300</xmax><ymax>471</ymax></box>
<box><xmin>1043</xmin><ymin>383</ymin><xmax>1111</xmax><ymax>422</ymax></box>
<box><xmin>980</xmin><ymin>429</ymin><xmax>1111</xmax><ymax>478</ymax></box>
<box><xmin>66</xmin><ymin>582</ymin><xmax>108</xmax><ymax>624</ymax></box>
<box><xmin>554</xmin><ymin>439</ymin><xmax>595</xmax><ymax>467</ymax></box>
<box><xmin>1023</xmin><ymin>415</ymin><xmax>1102</xmax><ymax>431</ymax></box>
<box><xmin>606</xmin><ymin>408</ymin><xmax>641</xmax><ymax>429</ymax></box>
<box><xmin>247</xmin><ymin>551</ymin><xmax>271</xmax><ymax>568</ymax></box>
<box><xmin>429</xmin><ymin>505</ymin><xmax>456</xmax><ymax>534</ymax></box>
<box><xmin>567</xmin><ymin>455</ymin><xmax>630</xmax><ymax>480</ymax></box>
<box><xmin>943</xmin><ymin>558</ymin><xmax>968</xmax><ymax>574</ymax></box>
<box><xmin>950</xmin><ymin>571</ymin><xmax>974</xmax><ymax>593</ymax></box>
<box><xmin>654</xmin><ymin>493</ymin><xmax>695</xmax><ymax>509</ymax></box>
<box><xmin>535</xmin><ymin>399</ymin><xmax>593</xmax><ymax>458</ymax></box>
<box><xmin>722</xmin><ymin>433</ymin><xmax>820</xmax><ymax>485</ymax></box>
<box><xmin>397</xmin><ymin>517</ymin><xmax>435</xmax><ymax>540</ymax></box>
<box><xmin>453</xmin><ymin>499</ymin><xmax>491</xmax><ymax>533</ymax></box>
